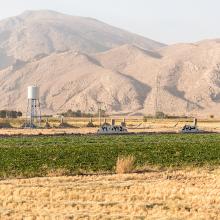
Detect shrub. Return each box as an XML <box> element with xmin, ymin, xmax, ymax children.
<box><xmin>47</xmin><ymin>168</ymin><xmax>69</xmax><ymax>177</ymax></box>
<box><xmin>0</xmin><ymin>110</ymin><xmax>22</xmax><ymax>118</ymax></box>
<box><xmin>143</xmin><ymin>116</ymin><xmax>148</xmax><ymax>122</ymax></box>
<box><xmin>61</xmin><ymin>109</ymin><xmax>93</xmax><ymax>117</ymax></box>
<box><xmin>116</xmin><ymin>155</ymin><xmax>135</xmax><ymax>174</ymax></box>
<box><xmin>155</xmin><ymin>111</ymin><xmax>167</xmax><ymax>119</ymax></box>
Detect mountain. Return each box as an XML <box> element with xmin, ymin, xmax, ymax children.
<box><xmin>0</xmin><ymin>10</ymin><xmax>220</xmax><ymax>117</ymax></box>
<box><xmin>0</xmin><ymin>10</ymin><xmax>164</xmax><ymax>70</ymax></box>
<box><xmin>95</xmin><ymin>40</ymin><xmax>220</xmax><ymax>116</ymax></box>
<box><xmin>0</xmin><ymin>51</ymin><xmax>149</xmax><ymax>114</ymax></box>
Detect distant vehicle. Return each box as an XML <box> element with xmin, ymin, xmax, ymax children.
<box><xmin>180</xmin><ymin>125</ymin><xmax>200</xmax><ymax>133</ymax></box>
<box><xmin>97</xmin><ymin>125</ymin><xmax>128</xmax><ymax>134</ymax></box>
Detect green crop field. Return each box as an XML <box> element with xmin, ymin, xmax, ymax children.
<box><xmin>0</xmin><ymin>133</ymin><xmax>220</xmax><ymax>178</ymax></box>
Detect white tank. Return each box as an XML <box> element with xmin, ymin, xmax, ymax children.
<box><xmin>28</xmin><ymin>86</ymin><xmax>39</xmax><ymax>100</ymax></box>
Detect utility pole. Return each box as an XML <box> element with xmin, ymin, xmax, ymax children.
<box><xmin>97</xmin><ymin>102</ymin><xmax>102</xmax><ymax>126</ymax></box>
<box><xmin>6</xmin><ymin>94</ymin><xmax>11</xmax><ymax>119</ymax></box>
<box><xmin>155</xmin><ymin>72</ymin><xmax>161</xmax><ymax>115</ymax></box>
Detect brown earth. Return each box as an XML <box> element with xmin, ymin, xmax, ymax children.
<box><xmin>0</xmin><ymin>118</ymin><xmax>220</xmax><ymax>136</ymax></box>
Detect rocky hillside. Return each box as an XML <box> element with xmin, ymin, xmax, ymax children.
<box><xmin>0</xmin><ymin>10</ymin><xmax>164</xmax><ymax>69</ymax></box>
<box><xmin>1</xmin><ymin>11</ymin><xmax>220</xmax><ymax>117</ymax></box>
<box><xmin>95</xmin><ymin>41</ymin><xmax>220</xmax><ymax>116</ymax></box>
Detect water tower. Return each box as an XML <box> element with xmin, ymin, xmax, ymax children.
<box><xmin>25</xmin><ymin>85</ymin><xmax>41</xmax><ymax>128</ymax></box>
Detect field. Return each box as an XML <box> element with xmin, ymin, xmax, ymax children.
<box><xmin>0</xmin><ymin>121</ymin><xmax>220</xmax><ymax>219</ymax></box>
<box><xmin>0</xmin><ymin>169</ymin><xmax>220</xmax><ymax>219</ymax></box>
<box><xmin>0</xmin><ymin>134</ymin><xmax>220</xmax><ymax>178</ymax></box>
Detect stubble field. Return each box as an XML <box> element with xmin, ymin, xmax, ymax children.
<box><xmin>0</xmin><ymin>169</ymin><xmax>220</xmax><ymax>219</ymax></box>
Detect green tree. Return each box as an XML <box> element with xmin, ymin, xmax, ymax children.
<box><xmin>155</xmin><ymin>111</ymin><xmax>167</xmax><ymax>119</ymax></box>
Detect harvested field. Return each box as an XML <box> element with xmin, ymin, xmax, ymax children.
<box><xmin>0</xmin><ymin>169</ymin><xmax>220</xmax><ymax>219</ymax></box>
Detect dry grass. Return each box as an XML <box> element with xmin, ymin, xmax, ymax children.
<box><xmin>116</xmin><ymin>155</ymin><xmax>135</xmax><ymax>174</ymax></box>
<box><xmin>0</xmin><ymin>117</ymin><xmax>220</xmax><ymax>136</ymax></box>
<box><xmin>46</xmin><ymin>168</ymin><xmax>70</xmax><ymax>177</ymax></box>
<box><xmin>0</xmin><ymin>169</ymin><xmax>219</xmax><ymax>219</ymax></box>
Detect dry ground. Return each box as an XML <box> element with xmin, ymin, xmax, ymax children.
<box><xmin>0</xmin><ymin>169</ymin><xmax>220</xmax><ymax>220</ymax></box>
<box><xmin>1</xmin><ymin>119</ymin><xmax>220</xmax><ymax>136</ymax></box>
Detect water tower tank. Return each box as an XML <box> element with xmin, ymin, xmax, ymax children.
<box><xmin>28</xmin><ymin>86</ymin><xmax>39</xmax><ymax>100</ymax></box>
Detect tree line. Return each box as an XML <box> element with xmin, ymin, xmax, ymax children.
<box><xmin>0</xmin><ymin>110</ymin><xmax>22</xmax><ymax>118</ymax></box>
<box><xmin>61</xmin><ymin>109</ymin><xmax>107</xmax><ymax>117</ymax></box>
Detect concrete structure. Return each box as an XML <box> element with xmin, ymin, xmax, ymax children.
<box><xmin>97</xmin><ymin>125</ymin><xmax>128</xmax><ymax>134</ymax></box>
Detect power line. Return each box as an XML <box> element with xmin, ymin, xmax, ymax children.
<box><xmin>155</xmin><ymin>72</ymin><xmax>161</xmax><ymax>114</ymax></box>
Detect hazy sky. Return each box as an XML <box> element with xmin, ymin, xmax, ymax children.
<box><xmin>1</xmin><ymin>0</ymin><xmax>220</xmax><ymax>44</ymax></box>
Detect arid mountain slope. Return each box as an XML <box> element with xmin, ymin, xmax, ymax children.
<box><xmin>0</xmin><ymin>10</ymin><xmax>164</xmax><ymax>69</ymax></box>
<box><xmin>0</xmin><ymin>51</ymin><xmax>149</xmax><ymax>114</ymax></box>
<box><xmin>95</xmin><ymin>40</ymin><xmax>220</xmax><ymax>116</ymax></box>
<box><xmin>0</xmin><ymin>11</ymin><xmax>220</xmax><ymax>116</ymax></box>
<box><xmin>1</xmin><ymin>40</ymin><xmax>220</xmax><ymax>116</ymax></box>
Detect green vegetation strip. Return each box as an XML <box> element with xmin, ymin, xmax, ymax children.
<box><xmin>0</xmin><ymin>134</ymin><xmax>220</xmax><ymax>178</ymax></box>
